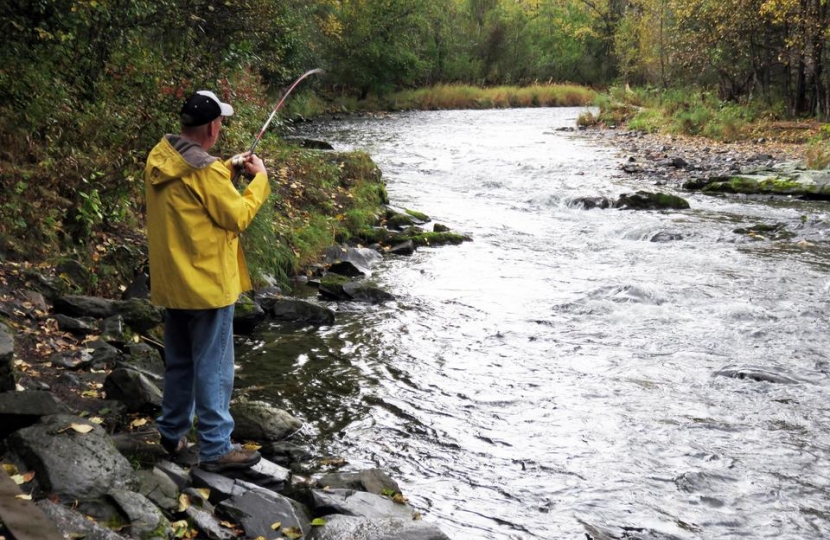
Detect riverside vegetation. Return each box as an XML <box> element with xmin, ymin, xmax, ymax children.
<box><xmin>3</xmin><ymin>1</ymin><xmax>830</xmax><ymax>537</ymax></box>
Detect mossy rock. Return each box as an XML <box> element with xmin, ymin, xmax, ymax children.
<box><xmin>113</xmin><ymin>298</ymin><xmax>163</xmax><ymax>333</ymax></box>
<box><xmin>614</xmin><ymin>191</ymin><xmax>690</xmax><ymax>210</ymax></box>
<box><xmin>404</xmin><ymin>209</ymin><xmax>430</xmax><ymax>222</ymax></box>
<box><xmin>356</xmin><ymin>227</ymin><xmax>390</xmax><ymax>244</ymax></box>
<box><xmin>384</xmin><ymin>212</ymin><xmax>413</xmax><ymax>229</ymax></box>
<box><xmin>398</xmin><ymin>231</ymin><xmax>470</xmax><ymax>247</ymax></box>
<box><xmin>704</xmin><ymin>175</ymin><xmax>806</xmax><ymax>195</ymax></box>
<box><xmin>321</xmin><ymin>274</ymin><xmax>352</xmax><ymax>287</ymax></box>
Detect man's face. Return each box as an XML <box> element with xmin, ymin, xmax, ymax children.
<box><xmin>210</xmin><ymin>117</ymin><xmax>223</xmax><ymax>147</ymax></box>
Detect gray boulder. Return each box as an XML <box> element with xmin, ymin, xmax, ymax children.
<box><xmin>316</xmin><ymin>469</ymin><xmax>401</xmax><ymax>496</ymax></box>
<box><xmin>342</xmin><ymin>282</ymin><xmax>395</xmax><ymax>304</ymax></box>
<box><xmin>388</xmin><ymin>241</ymin><xmax>416</xmax><ymax>256</ymax></box>
<box><xmin>52</xmin><ymin>295</ymin><xmax>162</xmax><ymax>333</ymax></box>
<box><xmin>124</xmin><ymin>342</ymin><xmax>165</xmax><ymax>378</ymax></box>
<box><xmin>0</xmin><ymin>390</ymin><xmax>71</xmax><ymax>439</ymax></box>
<box><xmin>38</xmin><ymin>500</ymin><xmax>126</xmax><ymax>540</ymax></box>
<box><xmin>6</xmin><ymin>414</ymin><xmax>137</xmax><ymax>500</ymax></box>
<box><xmin>53</xmin><ymin>314</ymin><xmax>99</xmax><ymax>335</ymax></box>
<box><xmin>311</xmin><ymin>488</ymin><xmax>417</xmax><ymax>520</ymax></box>
<box><xmin>231</xmin><ymin>399</ymin><xmax>304</xmax><ymax>441</ymax></box>
<box><xmin>217</xmin><ymin>489</ymin><xmax>310</xmax><ymax>539</ymax></box>
<box><xmin>186</xmin><ymin>505</ymin><xmax>236</xmax><ymax>540</ymax></box>
<box><xmin>136</xmin><ymin>467</ymin><xmax>180</xmax><ymax>512</ymax></box>
<box><xmin>108</xmin><ymin>489</ymin><xmax>171</xmax><ymax>540</ymax></box>
<box><xmin>323</xmin><ymin>246</ymin><xmax>383</xmax><ymax>277</ymax></box>
<box><xmin>87</xmin><ymin>339</ymin><xmax>124</xmax><ymax>370</ymax></box>
<box><xmin>103</xmin><ymin>367</ymin><xmax>163</xmax><ymax>413</ymax></box>
<box><xmin>271</xmin><ymin>298</ymin><xmax>336</xmax><ymax>326</ymax></box>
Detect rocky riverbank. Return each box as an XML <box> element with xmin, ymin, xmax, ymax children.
<box><xmin>0</xmin><ymin>204</ymin><xmax>469</xmax><ymax>540</ymax></box>
<box><xmin>582</xmin><ymin>128</ymin><xmax>819</xmax><ymax>196</ymax></box>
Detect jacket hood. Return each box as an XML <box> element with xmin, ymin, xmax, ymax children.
<box><xmin>146</xmin><ymin>134</ymin><xmax>218</xmax><ymax>186</ymax></box>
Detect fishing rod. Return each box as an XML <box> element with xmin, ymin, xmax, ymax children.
<box><xmin>232</xmin><ymin>68</ymin><xmax>324</xmax><ymax>182</ymax></box>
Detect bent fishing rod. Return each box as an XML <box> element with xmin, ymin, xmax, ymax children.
<box><xmin>232</xmin><ymin>68</ymin><xmax>324</xmax><ymax>182</ymax></box>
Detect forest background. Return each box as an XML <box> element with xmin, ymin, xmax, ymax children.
<box><xmin>2</xmin><ymin>0</ymin><xmax>829</xmax><ymax>292</ymax></box>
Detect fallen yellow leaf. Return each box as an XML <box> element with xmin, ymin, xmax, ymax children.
<box><xmin>57</xmin><ymin>423</ymin><xmax>94</xmax><ymax>434</ymax></box>
<box><xmin>130</xmin><ymin>418</ymin><xmax>149</xmax><ymax>428</ymax></box>
<box><xmin>15</xmin><ymin>494</ymin><xmax>32</xmax><ymax>500</ymax></box>
<box><xmin>177</xmin><ymin>493</ymin><xmax>191</xmax><ymax>512</ymax></box>
<box><xmin>270</xmin><ymin>521</ymin><xmax>282</xmax><ymax>530</ymax></box>
<box><xmin>170</xmin><ymin>520</ymin><xmax>190</xmax><ymax>539</ymax></box>
<box><xmin>282</xmin><ymin>527</ymin><xmax>303</xmax><ymax>539</ymax></box>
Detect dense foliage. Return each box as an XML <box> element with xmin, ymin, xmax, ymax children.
<box><xmin>1</xmin><ymin>0</ymin><xmax>829</xmax><ymax>283</ymax></box>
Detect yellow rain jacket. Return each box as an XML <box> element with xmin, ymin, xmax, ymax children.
<box><xmin>144</xmin><ymin>135</ymin><xmax>271</xmax><ymax>309</ymax></box>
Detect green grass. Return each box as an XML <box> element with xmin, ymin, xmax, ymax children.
<box><xmin>588</xmin><ymin>86</ymin><xmax>781</xmax><ymax>143</ymax></box>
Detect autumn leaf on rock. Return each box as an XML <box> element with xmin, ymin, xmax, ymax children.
<box><xmin>282</xmin><ymin>527</ymin><xmax>303</xmax><ymax>539</ymax></box>
<box><xmin>57</xmin><ymin>423</ymin><xmax>95</xmax><ymax>434</ymax></box>
<box><xmin>129</xmin><ymin>418</ymin><xmax>149</xmax><ymax>429</ymax></box>
<box><xmin>170</xmin><ymin>520</ymin><xmax>191</xmax><ymax>539</ymax></box>
<box><xmin>11</xmin><ymin>471</ymin><xmax>35</xmax><ymax>484</ymax></box>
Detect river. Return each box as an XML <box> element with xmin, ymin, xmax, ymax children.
<box><xmin>236</xmin><ymin>108</ymin><xmax>830</xmax><ymax>539</ymax></box>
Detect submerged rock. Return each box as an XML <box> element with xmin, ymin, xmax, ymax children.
<box><xmin>614</xmin><ymin>191</ymin><xmax>690</xmax><ymax>210</ymax></box>
<box><xmin>308</xmin><ymin>515</ymin><xmax>451</xmax><ymax>540</ymax></box>
<box><xmin>270</xmin><ymin>297</ymin><xmax>336</xmax><ymax>325</ymax></box>
<box><xmin>714</xmin><ymin>366</ymin><xmax>801</xmax><ymax>384</ymax></box>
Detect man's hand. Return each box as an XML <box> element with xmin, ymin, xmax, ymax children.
<box><xmin>245</xmin><ymin>153</ymin><xmax>267</xmax><ymax>176</ymax></box>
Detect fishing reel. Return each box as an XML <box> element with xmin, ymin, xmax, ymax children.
<box><xmin>231</xmin><ymin>154</ymin><xmax>246</xmax><ymax>169</ymax></box>
<box><xmin>231</xmin><ymin>153</ymin><xmax>255</xmax><ymax>181</ymax></box>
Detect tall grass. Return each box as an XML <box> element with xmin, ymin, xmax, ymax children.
<box><xmin>589</xmin><ymin>86</ymin><xmax>775</xmax><ymax>142</ymax></box>
<box><xmin>385</xmin><ymin>83</ymin><xmax>595</xmax><ymax>111</ymax></box>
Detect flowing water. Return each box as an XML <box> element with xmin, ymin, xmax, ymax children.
<box><xmin>236</xmin><ymin>109</ymin><xmax>830</xmax><ymax>539</ymax></box>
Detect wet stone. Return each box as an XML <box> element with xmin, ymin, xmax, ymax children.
<box><xmin>0</xmin><ymin>322</ymin><xmax>15</xmax><ymax>392</ymax></box>
<box><xmin>216</xmin><ymin>489</ymin><xmax>310</xmax><ymax>540</ymax></box>
<box><xmin>311</xmin><ymin>488</ymin><xmax>417</xmax><ymax>520</ymax></box>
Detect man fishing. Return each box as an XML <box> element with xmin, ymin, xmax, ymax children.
<box><xmin>144</xmin><ymin>90</ymin><xmax>270</xmax><ymax>472</ymax></box>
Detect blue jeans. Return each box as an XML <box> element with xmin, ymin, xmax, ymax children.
<box><xmin>156</xmin><ymin>305</ymin><xmax>235</xmax><ymax>462</ymax></box>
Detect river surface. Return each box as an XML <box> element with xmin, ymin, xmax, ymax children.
<box><xmin>236</xmin><ymin>108</ymin><xmax>830</xmax><ymax>539</ymax></box>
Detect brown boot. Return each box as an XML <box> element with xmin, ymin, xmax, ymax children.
<box><xmin>200</xmin><ymin>446</ymin><xmax>261</xmax><ymax>473</ymax></box>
